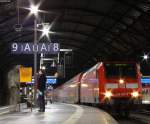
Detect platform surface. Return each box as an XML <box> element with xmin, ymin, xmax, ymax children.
<box><xmin>0</xmin><ymin>103</ymin><xmax>118</xmax><ymax>124</ymax></box>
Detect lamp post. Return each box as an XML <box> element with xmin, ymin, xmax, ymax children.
<box><xmin>29</xmin><ymin>5</ymin><xmax>51</xmax><ymax>105</ymax></box>
<box><xmin>29</xmin><ymin>4</ymin><xmax>39</xmax><ymax>105</ymax></box>
<box><xmin>33</xmin><ymin>19</ymin><xmax>37</xmax><ymax>104</ymax></box>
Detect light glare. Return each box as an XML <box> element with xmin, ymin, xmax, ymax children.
<box><xmin>105</xmin><ymin>91</ymin><xmax>112</xmax><ymax>98</ymax></box>
<box><xmin>42</xmin><ymin>26</ymin><xmax>49</xmax><ymax>36</ymax></box>
<box><xmin>142</xmin><ymin>53</ymin><xmax>149</xmax><ymax>61</ymax></box>
<box><xmin>131</xmin><ymin>91</ymin><xmax>139</xmax><ymax>98</ymax></box>
<box><xmin>30</xmin><ymin>5</ymin><xmax>39</xmax><ymax>15</ymax></box>
<box><xmin>41</xmin><ymin>66</ymin><xmax>46</xmax><ymax>70</ymax></box>
<box><xmin>81</xmin><ymin>84</ymin><xmax>88</xmax><ymax>87</ymax></box>
<box><xmin>40</xmin><ymin>24</ymin><xmax>52</xmax><ymax>40</ymax></box>
<box><xmin>119</xmin><ymin>79</ymin><xmax>124</xmax><ymax>84</ymax></box>
<box><xmin>143</xmin><ymin>54</ymin><xmax>149</xmax><ymax>60</ymax></box>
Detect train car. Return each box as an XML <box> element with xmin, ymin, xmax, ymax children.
<box><xmin>54</xmin><ymin>61</ymin><xmax>142</xmax><ymax>116</ymax></box>
<box><xmin>54</xmin><ymin>73</ymin><xmax>83</xmax><ymax>103</ymax></box>
<box><xmin>80</xmin><ymin>62</ymin><xmax>142</xmax><ymax>114</ymax></box>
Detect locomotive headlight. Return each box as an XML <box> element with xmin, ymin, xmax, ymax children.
<box><xmin>105</xmin><ymin>91</ymin><xmax>112</xmax><ymax>98</ymax></box>
<box><xmin>119</xmin><ymin>79</ymin><xmax>124</xmax><ymax>84</ymax></box>
<box><xmin>131</xmin><ymin>91</ymin><xmax>139</xmax><ymax>98</ymax></box>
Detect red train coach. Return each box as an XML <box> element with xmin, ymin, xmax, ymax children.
<box><xmin>54</xmin><ymin>73</ymin><xmax>83</xmax><ymax>103</ymax></box>
<box><xmin>54</xmin><ymin>61</ymin><xmax>142</xmax><ymax>115</ymax></box>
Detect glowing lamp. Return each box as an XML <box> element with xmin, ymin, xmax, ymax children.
<box><xmin>41</xmin><ymin>66</ymin><xmax>46</xmax><ymax>70</ymax></box>
<box><xmin>30</xmin><ymin>5</ymin><xmax>39</xmax><ymax>15</ymax></box>
<box><xmin>42</xmin><ymin>26</ymin><xmax>49</xmax><ymax>36</ymax></box>
<box><xmin>131</xmin><ymin>91</ymin><xmax>139</xmax><ymax>98</ymax></box>
<box><xmin>119</xmin><ymin>79</ymin><xmax>124</xmax><ymax>84</ymax></box>
<box><xmin>105</xmin><ymin>91</ymin><xmax>112</xmax><ymax>98</ymax></box>
<box><xmin>143</xmin><ymin>54</ymin><xmax>149</xmax><ymax>60</ymax></box>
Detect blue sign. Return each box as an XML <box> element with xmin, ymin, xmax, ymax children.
<box><xmin>11</xmin><ymin>43</ymin><xmax>60</xmax><ymax>54</ymax></box>
<box><xmin>141</xmin><ymin>77</ymin><xmax>150</xmax><ymax>84</ymax></box>
<box><xmin>47</xmin><ymin>78</ymin><xmax>57</xmax><ymax>84</ymax></box>
<box><xmin>27</xmin><ymin>76</ymin><xmax>57</xmax><ymax>84</ymax></box>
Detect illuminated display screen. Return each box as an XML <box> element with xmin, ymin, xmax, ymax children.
<box><xmin>46</xmin><ymin>78</ymin><xmax>57</xmax><ymax>84</ymax></box>
<box><xmin>141</xmin><ymin>77</ymin><xmax>150</xmax><ymax>84</ymax></box>
<box><xmin>27</xmin><ymin>76</ymin><xmax>57</xmax><ymax>84</ymax></box>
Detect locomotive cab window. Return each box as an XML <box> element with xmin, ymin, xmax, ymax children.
<box><xmin>104</xmin><ymin>63</ymin><xmax>136</xmax><ymax>78</ymax></box>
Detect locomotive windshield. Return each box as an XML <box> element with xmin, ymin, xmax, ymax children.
<box><xmin>104</xmin><ymin>63</ymin><xmax>136</xmax><ymax>78</ymax></box>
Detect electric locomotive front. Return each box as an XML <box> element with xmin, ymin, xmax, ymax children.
<box><xmin>100</xmin><ymin>62</ymin><xmax>142</xmax><ymax>113</ymax></box>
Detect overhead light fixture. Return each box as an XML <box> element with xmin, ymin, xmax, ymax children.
<box><xmin>21</xmin><ymin>1</ymin><xmax>43</xmax><ymax>22</ymax></box>
<box><xmin>42</xmin><ymin>24</ymin><xmax>50</xmax><ymax>37</ymax></box>
<box><xmin>143</xmin><ymin>53</ymin><xmax>149</xmax><ymax>61</ymax></box>
<box><xmin>39</xmin><ymin>23</ymin><xmax>54</xmax><ymax>40</ymax></box>
<box><xmin>29</xmin><ymin>4</ymin><xmax>39</xmax><ymax>16</ymax></box>
<box><xmin>14</xmin><ymin>24</ymin><xmax>22</xmax><ymax>32</ymax></box>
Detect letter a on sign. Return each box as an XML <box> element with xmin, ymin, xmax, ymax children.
<box><xmin>20</xmin><ymin>67</ymin><xmax>32</xmax><ymax>82</ymax></box>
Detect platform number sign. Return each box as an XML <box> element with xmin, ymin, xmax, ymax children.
<box><xmin>11</xmin><ymin>43</ymin><xmax>60</xmax><ymax>54</ymax></box>
<box><xmin>12</xmin><ymin>43</ymin><xmax>18</xmax><ymax>52</ymax></box>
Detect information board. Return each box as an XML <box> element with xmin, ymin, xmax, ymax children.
<box><xmin>11</xmin><ymin>43</ymin><xmax>60</xmax><ymax>54</ymax></box>
<box><xmin>20</xmin><ymin>67</ymin><xmax>32</xmax><ymax>82</ymax></box>
<box><xmin>27</xmin><ymin>76</ymin><xmax>57</xmax><ymax>84</ymax></box>
<box><xmin>141</xmin><ymin>76</ymin><xmax>150</xmax><ymax>84</ymax></box>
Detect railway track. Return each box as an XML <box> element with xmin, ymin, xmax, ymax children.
<box><xmin>130</xmin><ymin>112</ymin><xmax>150</xmax><ymax>124</ymax></box>
<box><xmin>117</xmin><ymin>117</ymin><xmax>148</xmax><ymax>124</ymax></box>
<box><xmin>107</xmin><ymin>110</ymin><xmax>150</xmax><ymax>124</ymax></box>
<box><xmin>114</xmin><ymin>112</ymin><xmax>150</xmax><ymax>124</ymax></box>
<box><xmin>135</xmin><ymin>110</ymin><xmax>150</xmax><ymax>115</ymax></box>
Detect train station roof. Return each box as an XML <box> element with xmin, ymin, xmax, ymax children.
<box><xmin>0</xmin><ymin>0</ymin><xmax>150</xmax><ymax>75</ymax></box>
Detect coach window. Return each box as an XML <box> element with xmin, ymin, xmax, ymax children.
<box><xmin>96</xmin><ymin>70</ymin><xmax>99</xmax><ymax>78</ymax></box>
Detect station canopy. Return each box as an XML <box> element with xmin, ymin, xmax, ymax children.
<box><xmin>0</xmin><ymin>0</ymin><xmax>150</xmax><ymax>76</ymax></box>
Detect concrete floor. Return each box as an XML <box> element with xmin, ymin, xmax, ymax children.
<box><xmin>0</xmin><ymin>103</ymin><xmax>118</xmax><ymax>124</ymax></box>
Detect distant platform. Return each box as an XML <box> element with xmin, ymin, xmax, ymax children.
<box><xmin>0</xmin><ymin>103</ymin><xmax>118</xmax><ymax>124</ymax></box>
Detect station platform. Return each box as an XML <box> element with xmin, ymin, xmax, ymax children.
<box><xmin>0</xmin><ymin>103</ymin><xmax>118</xmax><ymax>124</ymax></box>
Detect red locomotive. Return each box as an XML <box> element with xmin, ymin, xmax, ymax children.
<box><xmin>54</xmin><ymin>62</ymin><xmax>142</xmax><ymax>116</ymax></box>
